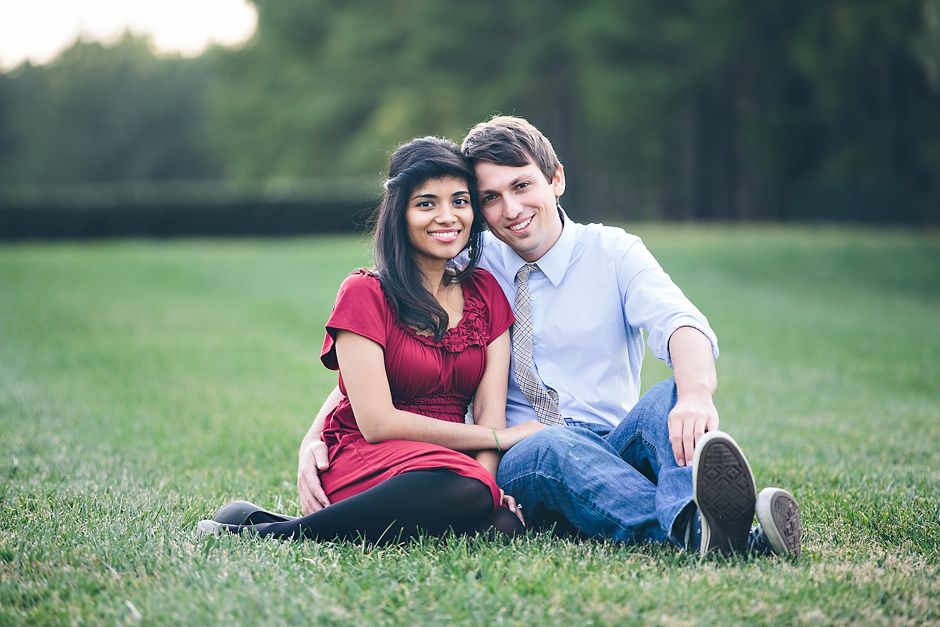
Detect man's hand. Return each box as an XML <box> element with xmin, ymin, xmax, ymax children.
<box><xmin>667</xmin><ymin>394</ymin><xmax>719</xmax><ymax>467</ymax></box>
<box><xmin>297</xmin><ymin>440</ymin><xmax>331</xmax><ymax>515</ymax></box>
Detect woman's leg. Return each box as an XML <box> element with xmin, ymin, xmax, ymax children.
<box><xmin>233</xmin><ymin>470</ymin><xmax>510</xmax><ymax>545</ymax></box>
<box><xmin>457</xmin><ymin>506</ymin><xmax>525</xmax><ymax>539</ymax></box>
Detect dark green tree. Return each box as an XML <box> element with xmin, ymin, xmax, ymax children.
<box><xmin>0</xmin><ymin>34</ymin><xmax>221</xmax><ymax>184</ymax></box>
<box><xmin>2</xmin><ymin>1</ymin><xmax>938</xmax><ymax>223</ymax></box>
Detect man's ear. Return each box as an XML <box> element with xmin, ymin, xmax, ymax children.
<box><xmin>552</xmin><ymin>164</ymin><xmax>566</xmax><ymax>199</ymax></box>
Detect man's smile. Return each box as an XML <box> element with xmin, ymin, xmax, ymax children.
<box><xmin>508</xmin><ymin>216</ymin><xmax>534</xmax><ymax>233</ymax></box>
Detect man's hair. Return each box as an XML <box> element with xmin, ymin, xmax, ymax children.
<box><xmin>461</xmin><ymin>115</ymin><xmax>561</xmax><ymax>183</ymax></box>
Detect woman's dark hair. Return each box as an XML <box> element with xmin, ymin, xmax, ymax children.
<box><xmin>373</xmin><ymin>136</ymin><xmax>485</xmax><ymax>340</ymax></box>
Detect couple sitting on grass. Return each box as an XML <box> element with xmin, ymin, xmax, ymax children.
<box><xmin>199</xmin><ymin>116</ymin><xmax>802</xmax><ymax>558</ymax></box>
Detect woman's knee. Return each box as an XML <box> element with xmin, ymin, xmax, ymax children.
<box><xmin>444</xmin><ymin>473</ymin><xmax>495</xmax><ymax>517</ymax></box>
<box><xmin>486</xmin><ymin>507</ymin><xmax>525</xmax><ymax>538</ymax></box>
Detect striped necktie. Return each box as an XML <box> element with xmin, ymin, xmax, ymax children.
<box><xmin>511</xmin><ymin>263</ymin><xmax>565</xmax><ymax>426</ymax></box>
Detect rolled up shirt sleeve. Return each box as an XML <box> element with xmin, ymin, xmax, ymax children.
<box><xmin>615</xmin><ymin>235</ymin><xmax>719</xmax><ymax>367</ymax></box>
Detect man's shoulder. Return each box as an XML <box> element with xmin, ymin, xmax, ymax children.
<box><xmin>578</xmin><ymin>220</ymin><xmax>639</xmax><ymax>243</ymax></box>
<box><xmin>572</xmin><ymin>220</ymin><xmax>643</xmax><ymax>259</ymax></box>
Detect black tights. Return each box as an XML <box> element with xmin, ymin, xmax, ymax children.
<box><xmin>229</xmin><ymin>470</ymin><xmax>524</xmax><ymax>545</ymax></box>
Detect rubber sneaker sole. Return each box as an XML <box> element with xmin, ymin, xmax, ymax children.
<box><xmin>692</xmin><ymin>431</ymin><xmax>757</xmax><ymax>556</ymax></box>
<box><xmin>756</xmin><ymin>487</ymin><xmax>802</xmax><ymax>558</ymax></box>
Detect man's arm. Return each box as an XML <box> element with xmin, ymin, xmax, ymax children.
<box><xmin>667</xmin><ymin>326</ymin><xmax>719</xmax><ymax>466</ymax></box>
<box><xmin>613</xmin><ymin>233</ymin><xmax>720</xmax><ymax>466</ymax></box>
<box><xmin>297</xmin><ymin>386</ymin><xmax>343</xmax><ymax>515</ymax></box>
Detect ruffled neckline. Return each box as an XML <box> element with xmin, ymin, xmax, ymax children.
<box><xmin>352</xmin><ymin>269</ymin><xmax>489</xmax><ymax>353</ymax></box>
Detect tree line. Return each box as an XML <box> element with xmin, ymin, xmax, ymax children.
<box><xmin>1</xmin><ymin>0</ymin><xmax>938</xmax><ymax>224</ymax></box>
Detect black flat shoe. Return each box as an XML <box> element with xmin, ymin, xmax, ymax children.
<box><xmin>212</xmin><ymin>500</ymin><xmax>298</xmax><ymax>525</ymax></box>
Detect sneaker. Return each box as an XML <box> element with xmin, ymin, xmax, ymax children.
<box><xmin>754</xmin><ymin>487</ymin><xmax>802</xmax><ymax>558</ymax></box>
<box><xmin>680</xmin><ymin>509</ymin><xmax>702</xmax><ymax>552</ymax></box>
<box><xmin>692</xmin><ymin>431</ymin><xmax>757</xmax><ymax>556</ymax></box>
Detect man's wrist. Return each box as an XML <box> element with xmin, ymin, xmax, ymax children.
<box><xmin>676</xmin><ymin>386</ymin><xmax>714</xmax><ymax>401</ymax></box>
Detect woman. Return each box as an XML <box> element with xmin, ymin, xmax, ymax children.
<box><xmin>199</xmin><ymin>137</ymin><xmax>541</xmax><ymax>543</ymax></box>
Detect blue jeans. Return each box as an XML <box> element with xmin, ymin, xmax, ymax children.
<box><xmin>497</xmin><ymin>377</ymin><xmax>693</xmax><ymax>545</ymax></box>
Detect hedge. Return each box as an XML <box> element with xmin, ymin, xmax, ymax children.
<box><xmin>0</xmin><ymin>180</ymin><xmax>379</xmax><ymax>239</ymax></box>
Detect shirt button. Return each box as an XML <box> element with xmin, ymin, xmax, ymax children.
<box><xmin>530</xmin><ymin>295</ymin><xmax>537</xmax><ymax>301</ymax></box>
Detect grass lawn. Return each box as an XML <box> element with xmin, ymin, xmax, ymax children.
<box><xmin>1</xmin><ymin>225</ymin><xmax>938</xmax><ymax>624</ymax></box>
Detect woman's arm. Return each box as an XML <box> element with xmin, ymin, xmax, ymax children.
<box><xmin>470</xmin><ymin>331</ymin><xmax>513</xmax><ymax>476</ymax></box>
<box><xmin>336</xmin><ymin>330</ymin><xmax>538</xmax><ymax>450</ymax></box>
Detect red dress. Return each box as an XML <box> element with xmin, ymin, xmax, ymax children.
<box><xmin>319</xmin><ymin>268</ymin><xmax>514</xmax><ymax>509</ymax></box>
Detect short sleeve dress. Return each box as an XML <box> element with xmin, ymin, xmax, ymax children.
<box><xmin>319</xmin><ymin>268</ymin><xmax>514</xmax><ymax>510</ymax></box>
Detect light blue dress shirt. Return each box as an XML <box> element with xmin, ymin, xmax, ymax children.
<box><xmin>477</xmin><ymin>213</ymin><xmax>719</xmax><ymax>428</ymax></box>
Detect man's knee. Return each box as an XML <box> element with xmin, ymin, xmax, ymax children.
<box><xmin>502</xmin><ymin>425</ymin><xmax>573</xmax><ymax>463</ymax></box>
<box><xmin>497</xmin><ymin>425</ymin><xmax>595</xmax><ymax>486</ymax></box>
<box><xmin>637</xmin><ymin>377</ymin><xmax>678</xmax><ymax>422</ymax></box>
<box><xmin>650</xmin><ymin>376</ymin><xmax>677</xmax><ymax>403</ymax></box>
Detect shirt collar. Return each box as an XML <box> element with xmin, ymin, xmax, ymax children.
<box><xmin>499</xmin><ymin>208</ymin><xmax>576</xmax><ymax>287</ymax></box>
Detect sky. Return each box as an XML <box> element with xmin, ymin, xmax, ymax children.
<box><xmin>0</xmin><ymin>0</ymin><xmax>258</xmax><ymax>70</ymax></box>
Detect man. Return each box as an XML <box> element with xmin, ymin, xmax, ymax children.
<box><xmin>297</xmin><ymin>116</ymin><xmax>801</xmax><ymax>557</ymax></box>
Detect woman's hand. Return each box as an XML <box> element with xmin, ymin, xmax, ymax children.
<box><xmin>500</xmin><ymin>489</ymin><xmax>526</xmax><ymax>527</ymax></box>
<box><xmin>498</xmin><ymin>420</ymin><xmax>545</xmax><ymax>449</ymax></box>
